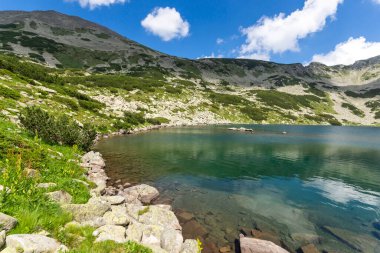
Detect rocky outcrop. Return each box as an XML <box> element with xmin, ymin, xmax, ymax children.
<box><xmin>0</xmin><ymin>213</ymin><xmax>17</xmax><ymax>231</ymax></box>
<box><xmin>80</xmin><ymin>151</ymin><xmax>108</xmax><ymax>195</ymax></box>
<box><xmin>94</xmin><ymin>225</ymin><xmax>127</xmax><ymax>243</ymax></box>
<box><xmin>4</xmin><ymin>234</ymin><xmax>67</xmax><ymax>253</ymax></box>
<box><xmin>239</xmin><ymin>235</ymin><xmax>289</xmax><ymax>253</ymax></box>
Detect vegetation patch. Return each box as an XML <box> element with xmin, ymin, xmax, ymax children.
<box><xmin>342</xmin><ymin>102</ymin><xmax>365</xmax><ymax>117</ymax></box>
<box><xmin>0</xmin><ymin>85</ymin><xmax>21</xmax><ymax>99</ymax></box>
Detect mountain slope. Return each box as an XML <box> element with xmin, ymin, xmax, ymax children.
<box><xmin>0</xmin><ymin>10</ymin><xmax>380</xmax><ymax>126</ymax></box>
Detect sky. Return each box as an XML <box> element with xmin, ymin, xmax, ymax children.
<box><xmin>0</xmin><ymin>0</ymin><xmax>380</xmax><ymax>65</ymax></box>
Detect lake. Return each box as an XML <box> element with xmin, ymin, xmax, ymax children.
<box><xmin>95</xmin><ymin>125</ymin><xmax>380</xmax><ymax>253</ymax></box>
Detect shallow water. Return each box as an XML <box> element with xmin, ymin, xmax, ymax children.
<box><xmin>95</xmin><ymin>125</ymin><xmax>380</xmax><ymax>252</ymax></box>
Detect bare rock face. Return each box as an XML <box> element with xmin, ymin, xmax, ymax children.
<box><xmin>161</xmin><ymin>229</ymin><xmax>184</xmax><ymax>253</ymax></box>
<box><xmin>123</xmin><ymin>184</ymin><xmax>159</xmax><ymax>204</ymax></box>
<box><xmin>239</xmin><ymin>237</ymin><xmax>289</xmax><ymax>253</ymax></box>
<box><xmin>5</xmin><ymin>234</ymin><xmax>68</xmax><ymax>253</ymax></box>
<box><xmin>46</xmin><ymin>190</ymin><xmax>72</xmax><ymax>204</ymax></box>
<box><xmin>0</xmin><ymin>213</ymin><xmax>18</xmax><ymax>231</ymax></box>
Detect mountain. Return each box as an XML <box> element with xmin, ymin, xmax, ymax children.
<box><xmin>0</xmin><ymin>10</ymin><xmax>380</xmax><ymax>126</ymax></box>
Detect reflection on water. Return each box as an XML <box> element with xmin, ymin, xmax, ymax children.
<box><xmin>95</xmin><ymin>125</ymin><xmax>380</xmax><ymax>252</ymax></box>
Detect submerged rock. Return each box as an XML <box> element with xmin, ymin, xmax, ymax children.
<box><xmin>239</xmin><ymin>236</ymin><xmax>289</xmax><ymax>253</ymax></box>
<box><xmin>5</xmin><ymin>234</ymin><xmax>67</xmax><ymax>253</ymax></box>
<box><xmin>182</xmin><ymin>220</ymin><xmax>208</xmax><ymax>238</ymax></box>
<box><xmin>251</xmin><ymin>229</ymin><xmax>282</xmax><ymax>247</ymax></box>
<box><xmin>0</xmin><ymin>213</ymin><xmax>18</xmax><ymax>231</ymax></box>
<box><xmin>300</xmin><ymin>244</ymin><xmax>320</xmax><ymax>253</ymax></box>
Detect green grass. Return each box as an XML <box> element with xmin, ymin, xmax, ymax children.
<box><xmin>0</xmin><ymin>85</ymin><xmax>21</xmax><ymax>99</ymax></box>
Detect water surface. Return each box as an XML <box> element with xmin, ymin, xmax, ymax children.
<box><xmin>95</xmin><ymin>125</ymin><xmax>380</xmax><ymax>252</ymax></box>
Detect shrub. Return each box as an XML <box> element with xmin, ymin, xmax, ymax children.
<box><xmin>78</xmin><ymin>100</ymin><xmax>103</xmax><ymax>112</ymax></box>
<box><xmin>342</xmin><ymin>102</ymin><xmax>365</xmax><ymax>118</ymax></box>
<box><xmin>123</xmin><ymin>112</ymin><xmax>146</xmax><ymax>126</ymax></box>
<box><xmin>240</xmin><ymin>106</ymin><xmax>267</xmax><ymax>121</ymax></box>
<box><xmin>20</xmin><ymin>106</ymin><xmax>96</xmax><ymax>150</ymax></box>
<box><xmin>53</xmin><ymin>96</ymin><xmax>79</xmax><ymax>111</ymax></box>
<box><xmin>147</xmin><ymin>117</ymin><xmax>170</xmax><ymax>125</ymax></box>
<box><xmin>0</xmin><ymin>85</ymin><xmax>21</xmax><ymax>99</ymax></box>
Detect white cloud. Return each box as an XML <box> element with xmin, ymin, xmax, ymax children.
<box><xmin>239</xmin><ymin>0</ymin><xmax>343</xmax><ymax>59</ymax></box>
<box><xmin>66</xmin><ymin>0</ymin><xmax>127</xmax><ymax>9</ymax></box>
<box><xmin>238</xmin><ymin>52</ymin><xmax>270</xmax><ymax>61</ymax></box>
<box><xmin>216</xmin><ymin>38</ymin><xmax>224</xmax><ymax>45</ymax></box>
<box><xmin>311</xmin><ymin>37</ymin><xmax>380</xmax><ymax>66</ymax></box>
<box><xmin>198</xmin><ymin>52</ymin><xmax>224</xmax><ymax>59</ymax></box>
<box><xmin>141</xmin><ymin>7</ymin><xmax>190</xmax><ymax>41</ymax></box>
<box><xmin>373</xmin><ymin>0</ymin><xmax>380</xmax><ymax>4</ymax></box>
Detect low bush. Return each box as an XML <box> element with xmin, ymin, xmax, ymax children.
<box><xmin>53</xmin><ymin>96</ymin><xmax>79</xmax><ymax>111</ymax></box>
<box><xmin>240</xmin><ymin>106</ymin><xmax>267</xmax><ymax>121</ymax></box>
<box><xmin>0</xmin><ymin>85</ymin><xmax>21</xmax><ymax>99</ymax></box>
<box><xmin>20</xmin><ymin>106</ymin><xmax>96</xmax><ymax>151</ymax></box>
<box><xmin>78</xmin><ymin>100</ymin><xmax>103</xmax><ymax>112</ymax></box>
<box><xmin>147</xmin><ymin>117</ymin><xmax>170</xmax><ymax>125</ymax></box>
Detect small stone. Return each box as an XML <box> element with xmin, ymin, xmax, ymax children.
<box><xmin>219</xmin><ymin>246</ymin><xmax>231</xmax><ymax>253</ymax></box>
<box><xmin>300</xmin><ymin>244</ymin><xmax>320</xmax><ymax>253</ymax></box>
<box><xmin>37</xmin><ymin>183</ymin><xmax>57</xmax><ymax>189</ymax></box>
<box><xmin>0</xmin><ymin>213</ymin><xmax>18</xmax><ymax>231</ymax></box>
<box><xmin>46</xmin><ymin>190</ymin><xmax>72</xmax><ymax>204</ymax></box>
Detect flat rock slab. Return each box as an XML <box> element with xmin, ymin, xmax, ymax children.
<box><xmin>62</xmin><ymin>201</ymin><xmax>110</xmax><ymax>222</ymax></box>
<box><xmin>0</xmin><ymin>213</ymin><xmax>18</xmax><ymax>231</ymax></box>
<box><xmin>101</xmin><ymin>195</ymin><xmax>125</xmax><ymax>205</ymax></box>
<box><xmin>240</xmin><ymin>237</ymin><xmax>289</xmax><ymax>253</ymax></box>
<box><xmin>5</xmin><ymin>234</ymin><xmax>67</xmax><ymax>253</ymax></box>
<box><xmin>124</xmin><ymin>184</ymin><xmax>159</xmax><ymax>204</ymax></box>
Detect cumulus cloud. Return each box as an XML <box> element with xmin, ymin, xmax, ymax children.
<box><xmin>237</xmin><ymin>52</ymin><xmax>270</xmax><ymax>61</ymax></box>
<box><xmin>66</xmin><ymin>0</ymin><xmax>127</xmax><ymax>9</ymax></box>
<box><xmin>311</xmin><ymin>37</ymin><xmax>380</xmax><ymax>66</ymax></box>
<box><xmin>373</xmin><ymin>0</ymin><xmax>380</xmax><ymax>4</ymax></box>
<box><xmin>239</xmin><ymin>0</ymin><xmax>343</xmax><ymax>60</ymax></box>
<box><xmin>141</xmin><ymin>7</ymin><xmax>190</xmax><ymax>41</ymax></box>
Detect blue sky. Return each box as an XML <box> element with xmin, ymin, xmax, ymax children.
<box><xmin>1</xmin><ymin>0</ymin><xmax>380</xmax><ymax>65</ymax></box>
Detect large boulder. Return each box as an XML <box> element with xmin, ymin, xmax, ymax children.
<box><xmin>81</xmin><ymin>151</ymin><xmax>105</xmax><ymax>169</ymax></box>
<box><xmin>0</xmin><ymin>213</ymin><xmax>17</xmax><ymax>231</ymax></box>
<box><xmin>180</xmin><ymin>239</ymin><xmax>198</xmax><ymax>253</ymax></box>
<box><xmin>239</xmin><ymin>237</ymin><xmax>289</xmax><ymax>253</ymax></box>
<box><xmin>161</xmin><ymin>229</ymin><xmax>183</xmax><ymax>253</ymax></box>
<box><xmin>126</xmin><ymin>223</ymin><xmax>163</xmax><ymax>247</ymax></box>
<box><xmin>5</xmin><ymin>234</ymin><xmax>67</xmax><ymax>253</ymax></box>
<box><xmin>101</xmin><ymin>195</ymin><xmax>125</xmax><ymax>205</ymax></box>
<box><xmin>123</xmin><ymin>184</ymin><xmax>159</xmax><ymax>204</ymax></box>
<box><xmin>136</xmin><ymin>206</ymin><xmax>181</xmax><ymax>231</ymax></box>
<box><xmin>103</xmin><ymin>205</ymin><xmax>132</xmax><ymax>226</ymax></box>
<box><xmin>62</xmin><ymin>199</ymin><xmax>110</xmax><ymax>222</ymax></box>
<box><xmin>93</xmin><ymin>225</ymin><xmax>127</xmax><ymax>243</ymax></box>
<box><xmin>46</xmin><ymin>191</ymin><xmax>72</xmax><ymax>204</ymax></box>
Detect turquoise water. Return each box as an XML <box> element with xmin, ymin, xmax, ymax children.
<box><xmin>95</xmin><ymin>125</ymin><xmax>380</xmax><ymax>252</ymax></box>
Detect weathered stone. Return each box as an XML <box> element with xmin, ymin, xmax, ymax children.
<box><xmin>103</xmin><ymin>206</ymin><xmax>131</xmax><ymax>226</ymax></box>
<box><xmin>79</xmin><ymin>217</ymin><xmax>106</xmax><ymax>228</ymax></box>
<box><xmin>101</xmin><ymin>195</ymin><xmax>125</xmax><ymax>205</ymax></box>
<box><xmin>37</xmin><ymin>183</ymin><xmax>57</xmax><ymax>189</ymax></box>
<box><xmin>161</xmin><ymin>229</ymin><xmax>183</xmax><ymax>253</ymax></box>
<box><xmin>155</xmin><ymin>204</ymin><xmax>172</xmax><ymax>211</ymax></box>
<box><xmin>0</xmin><ymin>247</ymin><xmax>18</xmax><ymax>253</ymax></box>
<box><xmin>138</xmin><ymin>206</ymin><xmax>181</xmax><ymax>230</ymax></box>
<box><xmin>24</xmin><ymin>168</ymin><xmax>40</xmax><ymax>178</ymax></box>
<box><xmin>219</xmin><ymin>246</ymin><xmax>231</xmax><ymax>253</ymax></box>
<box><xmin>239</xmin><ymin>237</ymin><xmax>289</xmax><ymax>253</ymax></box>
<box><xmin>62</xmin><ymin>201</ymin><xmax>110</xmax><ymax>222</ymax></box>
<box><xmin>5</xmin><ymin>234</ymin><xmax>67</xmax><ymax>253</ymax></box>
<box><xmin>123</xmin><ymin>184</ymin><xmax>159</xmax><ymax>204</ymax></box>
<box><xmin>94</xmin><ymin>225</ymin><xmax>126</xmax><ymax>243</ymax></box>
<box><xmin>180</xmin><ymin>239</ymin><xmax>198</xmax><ymax>253</ymax></box>
<box><xmin>300</xmin><ymin>244</ymin><xmax>320</xmax><ymax>253</ymax></box>
<box><xmin>0</xmin><ymin>213</ymin><xmax>17</xmax><ymax>231</ymax></box>
<box><xmin>46</xmin><ymin>190</ymin><xmax>72</xmax><ymax>204</ymax></box>
<box><xmin>81</xmin><ymin>151</ymin><xmax>105</xmax><ymax>169</ymax></box>
<box><xmin>0</xmin><ymin>230</ymin><xmax>6</xmax><ymax>249</ymax></box>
